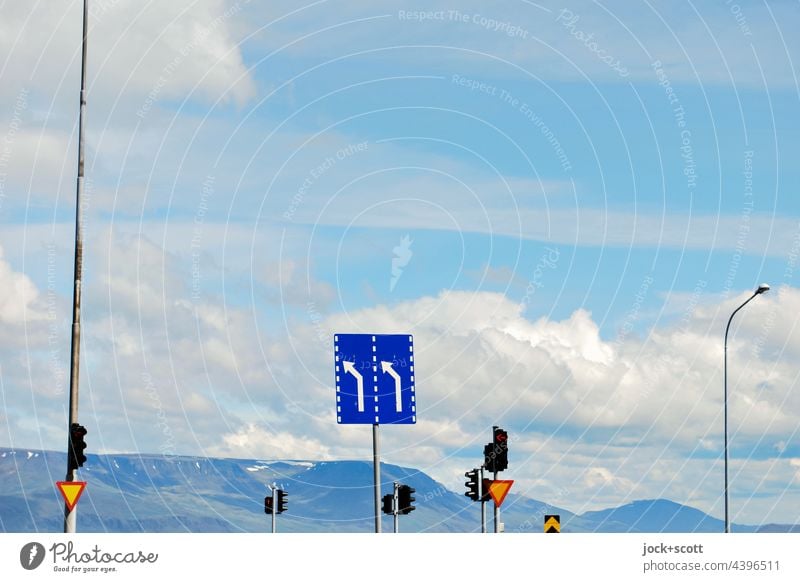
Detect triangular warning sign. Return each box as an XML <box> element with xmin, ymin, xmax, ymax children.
<box><xmin>56</xmin><ymin>481</ymin><xmax>87</xmax><ymax>511</ymax></box>
<box><xmin>488</xmin><ymin>479</ymin><xmax>513</xmax><ymax>507</ymax></box>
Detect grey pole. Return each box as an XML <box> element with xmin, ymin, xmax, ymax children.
<box><xmin>723</xmin><ymin>283</ymin><xmax>769</xmax><ymax>534</ymax></box>
<box><xmin>393</xmin><ymin>481</ymin><xmax>399</xmax><ymax>533</ymax></box>
<box><xmin>64</xmin><ymin>0</ymin><xmax>89</xmax><ymax>535</ymax></box>
<box><xmin>271</xmin><ymin>483</ymin><xmax>277</xmax><ymax>533</ymax></box>
<box><xmin>373</xmin><ymin>423</ymin><xmax>381</xmax><ymax>533</ymax></box>
<box><xmin>479</xmin><ymin>466</ymin><xmax>486</xmax><ymax>533</ymax></box>
<box><xmin>493</xmin><ymin>470</ymin><xmax>499</xmax><ymax>533</ymax></box>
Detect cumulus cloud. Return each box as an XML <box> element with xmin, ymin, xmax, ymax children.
<box><xmin>0</xmin><ymin>1</ymin><xmax>255</xmax><ymax>105</ymax></box>
<box><xmin>0</xmin><ymin>245</ymin><xmax>46</xmax><ymax>325</ymax></box>
<box><xmin>2</xmin><ymin>227</ymin><xmax>798</xmax><ymax>522</ymax></box>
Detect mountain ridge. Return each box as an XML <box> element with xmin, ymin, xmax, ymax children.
<box><xmin>0</xmin><ymin>448</ymin><xmax>795</xmax><ymax>533</ymax></box>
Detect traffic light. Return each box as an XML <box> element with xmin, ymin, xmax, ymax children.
<box><xmin>382</xmin><ymin>493</ymin><xmax>394</xmax><ymax>515</ymax></box>
<box><xmin>465</xmin><ymin>469</ymin><xmax>480</xmax><ymax>501</ymax></box>
<box><xmin>67</xmin><ymin>423</ymin><xmax>87</xmax><ymax>471</ymax></box>
<box><xmin>484</xmin><ymin>426</ymin><xmax>509</xmax><ymax>473</ymax></box>
<box><xmin>397</xmin><ymin>484</ymin><xmax>416</xmax><ymax>515</ymax></box>
<box><xmin>277</xmin><ymin>489</ymin><xmax>288</xmax><ymax>514</ymax></box>
<box><xmin>264</xmin><ymin>495</ymin><xmax>274</xmax><ymax>514</ymax></box>
<box><xmin>494</xmin><ymin>427</ymin><xmax>508</xmax><ymax>471</ymax></box>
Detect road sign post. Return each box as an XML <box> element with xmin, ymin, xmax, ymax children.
<box><xmin>334</xmin><ymin>334</ymin><xmax>416</xmax><ymax>533</ymax></box>
<box><xmin>373</xmin><ymin>424</ymin><xmax>381</xmax><ymax>533</ymax></box>
<box><xmin>271</xmin><ymin>483</ymin><xmax>277</xmax><ymax>533</ymax></box>
<box><xmin>493</xmin><ymin>470</ymin><xmax>499</xmax><ymax>533</ymax></box>
<box><xmin>480</xmin><ymin>466</ymin><xmax>486</xmax><ymax>533</ymax></box>
<box><xmin>393</xmin><ymin>481</ymin><xmax>399</xmax><ymax>533</ymax></box>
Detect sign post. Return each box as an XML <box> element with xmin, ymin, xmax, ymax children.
<box><xmin>393</xmin><ymin>481</ymin><xmax>399</xmax><ymax>533</ymax></box>
<box><xmin>334</xmin><ymin>334</ymin><xmax>416</xmax><ymax>533</ymax></box>
<box><xmin>271</xmin><ymin>483</ymin><xmax>277</xmax><ymax>533</ymax></box>
<box><xmin>373</xmin><ymin>424</ymin><xmax>381</xmax><ymax>533</ymax></box>
<box><xmin>480</xmin><ymin>466</ymin><xmax>486</xmax><ymax>533</ymax></box>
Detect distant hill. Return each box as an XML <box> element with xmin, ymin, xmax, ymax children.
<box><xmin>0</xmin><ymin>448</ymin><xmax>795</xmax><ymax>533</ymax></box>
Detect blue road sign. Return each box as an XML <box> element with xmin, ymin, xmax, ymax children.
<box><xmin>334</xmin><ymin>334</ymin><xmax>416</xmax><ymax>424</ymax></box>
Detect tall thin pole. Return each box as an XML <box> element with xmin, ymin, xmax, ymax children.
<box><xmin>393</xmin><ymin>481</ymin><xmax>399</xmax><ymax>533</ymax></box>
<box><xmin>479</xmin><ymin>466</ymin><xmax>486</xmax><ymax>533</ymax></box>
<box><xmin>373</xmin><ymin>423</ymin><xmax>381</xmax><ymax>533</ymax></box>
<box><xmin>493</xmin><ymin>469</ymin><xmax>499</xmax><ymax>533</ymax></box>
<box><xmin>64</xmin><ymin>0</ymin><xmax>88</xmax><ymax>535</ymax></box>
<box><xmin>723</xmin><ymin>328</ymin><xmax>729</xmax><ymax>534</ymax></box>
<box><xmin>271</xmin><ymin>484</ymin><xmax>277</xmax><ymax>533</ymax></box>
<box><xmin>723</xmin><ymin>286</ymin><xmax>767</xmax><ymax>534</ymax></box>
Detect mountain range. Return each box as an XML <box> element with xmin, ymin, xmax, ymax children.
<box><xmin>1</xmin><ymin>448</ymin><xmax>797</xmax><ymax>533</ymax></box>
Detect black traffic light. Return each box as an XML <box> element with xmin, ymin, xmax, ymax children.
<box><xmin>484</xmin><ymin>426</ymin><xmax>508</xmax><ymax>473</ymax></box>
<box><xmin>397</xmin><ymin>484</ymin><xmax>416</xmax><ymax>515</ymax></box>
<box><xmin>264</xmin><ymin>495</ymin><xmax>274</xmax><ymax>514</ymax></box>
<box><xmin>277</xmin><ymin>489</ymin><xmax>288</xmax><ymax>514</ymax></box>
<box><xmin>465</xmin><ymin>469</ymin><xmax>480</xmax><ymax>501</ymax></box>
<box><xmin>382</xmin><ymin>493</ymin><xmax>394</xmax><ymax>515</ymax></box>
<box><xmin>67</xmin><ymin>423</ymin><xmax>87</xmax><ymax>471</ymax></box>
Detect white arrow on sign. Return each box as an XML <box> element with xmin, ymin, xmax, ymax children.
<box><xmin>342</xmin><ymin>361</ymin><xmax>364</xmax><ymax>412</ymax></box>
<box><xmin>380</xmin><ymin>361</ymin><xmax>403</xmax><ymax>412</ymax></box>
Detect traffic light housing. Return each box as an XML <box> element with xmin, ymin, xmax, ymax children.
<box><xmin>397</xmin><ymin>484</ymin><xmax>416</xmax><ymax>515</ymax></box>
<box><xmin>484</xmin><ymin>426</ymin><xmax>508</xmax><ymax>473</ymax></box>
<box><xmin>67</xmin><ymin>423</ymin><xmax>87</xmax><ymax>472</ymax></box>
<box><xmin>277</xmin><ymin>489</ymin><xmax>288</xmax><ymax>514</ymax></box>
<box><xmin>264</xmin><ymin>495</ymin><xmax>274</xmax><ymax>514</ymax></box>
<box><xmin>382</xmin><ymin>493</ymin><xmax>394</xmax><ymax>515</ymax></box>
<box><xmin>465</xmin><ymin>469</ymin><xmax>480</xmax><ymax>501</ymax></box>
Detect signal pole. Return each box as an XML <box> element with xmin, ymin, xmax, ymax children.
<box><xmin>271</xmin><ymin>483</ymin><xmax>277</xmax><ymax>533</ymax></box>
<box><xmin>480</xmin><ymin>466</ymin><xmax>486</xmax><ymax>533</ymax></box>
<box><xmin>493</xmin><ymin>468</ymin><xmax>499</xmax><ymax>533</ymax></box>
<box><xmin>393</xmin><ymin>481</ymin><xmax>399</xmax><ymax>533</ymax></box>
<box><xmin>64</xmin><ymin>0</ymin><xmax>89</xmax><ymax>535</ymax></box>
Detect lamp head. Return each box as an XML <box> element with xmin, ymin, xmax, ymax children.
<box><xmin>756</xmin><ymin>283</ymin><xmax>770</xmax><ymax>295</ymax></box>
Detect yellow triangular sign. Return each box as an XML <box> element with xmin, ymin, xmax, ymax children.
<box><xmin>56</xmin><ymin>481</ymin><xmax>87</xmax><ymax>511</ymax></box>
<box><xmin>488</xmin><ymin>479</ymin><xmax>513</xmax><ymax>507</ymax></box>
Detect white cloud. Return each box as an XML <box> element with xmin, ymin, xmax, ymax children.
<box><xmin>2</xmin><ymin>227</ymin><xmax>799</xmax><ymax>523</ymax></box>
<box><xmin>211</xmin><ymin>423</ymin><xmax>334</xmax><ymax>460</ymax></box>
<box><xmin>0</xmin><ymin>245</ymin><xmax>47</xmax><ymax>325</ymax></box>
<box><xmin>0</xmin><ymin>1</ymin><xmax>255</xmax><ymax>106</ymax></box>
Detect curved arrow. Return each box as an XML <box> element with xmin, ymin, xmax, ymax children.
<box><xmin>380</xmin><ymin>361</ymin><xmax>403</xmax><ymax>412</ymax></box>
<box><xmin>342</xmin><ymin>361</ymin><xmax>364</xmax><ymax>412</ymax></box>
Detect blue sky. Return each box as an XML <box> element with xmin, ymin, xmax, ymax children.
<box><xmin>1</xmin><ymin>0</ymin><xmax>799</xmax><ymax>525</ymax></box>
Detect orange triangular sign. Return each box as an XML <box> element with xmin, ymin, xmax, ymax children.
<box><xmin>488</xmin><ymin>479</ymin><xmax>513</xmax><ymax>507</ymax></box>
<box><xmin>56</xmin><ymin>481</ymin><xmax>87</xmax><ymax>511</ymax></box>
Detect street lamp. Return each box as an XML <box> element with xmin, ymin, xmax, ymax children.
<box><xmin>723</xmin><ymin>283</ymin><xmax>769</xmax><ymax>533</ymax></box>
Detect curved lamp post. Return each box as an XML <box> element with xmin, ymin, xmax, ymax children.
<box><xmin>723</xmin><ymin>283</ymin><xmax>769</xmax><ymax>533</ymax></box>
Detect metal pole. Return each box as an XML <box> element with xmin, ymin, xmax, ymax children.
<box><xmin>723</xmin><ymin>291</ymin><xmax>758</xmax><ymax>534</ymax></box>
<box><xmin>493</xmin><ymin>470</ymin><xmax>499</xmax><ymax>533</ymax></box>
<box><xmin>393</xmin><ymin>481</ymin><xmax>399</xmax><ymax>533</ymax></box>
<box><xmin>64</xmin><ymin>0</ymin><xmax>89</xmax><ymax>535</ymax></box>
<box><xmin>479</xmin><ymin>466</ymin><xmax>486</xmax><ymax>533</ymax></box>
<box><xmin>723</xmin><ymin>331</ymin><xmax>729</xmax><ymax>534</ymax></box>
<box><xmin>373</xmin><ymin>423</ymin><xmax>381</xmax><ymax>533</ymax></box>
<box><xmin>271</xmin><ymin>483</ymin><xmax>276</xmax><ymax>533</ymax></box>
